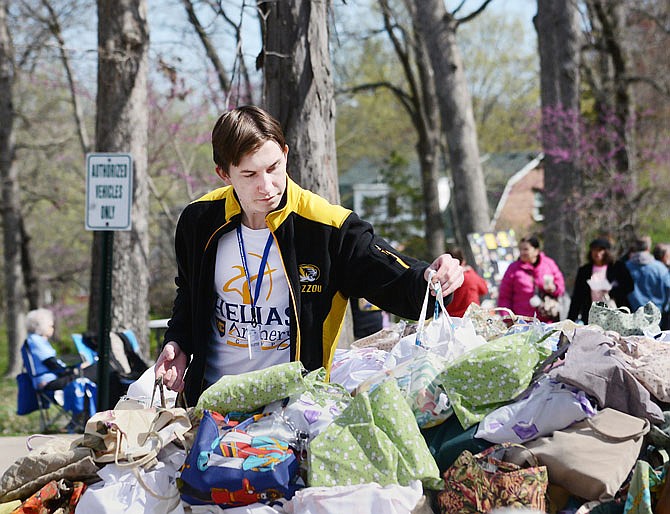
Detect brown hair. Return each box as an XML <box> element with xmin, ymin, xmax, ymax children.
<box><xmin>212</xmin><ymin>105</ymin><xmax>286</xmax><ymax>172</ymax></box>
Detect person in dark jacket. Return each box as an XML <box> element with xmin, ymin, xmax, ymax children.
<box><xmin>567</xmin><ymin>238</ymin><xmax>634</xmax><ymax>324</ymax></box>
<box><xmin>154</xmin><ymin>105</ymin><xmax>464</xmax><ymax>405</ymax></box>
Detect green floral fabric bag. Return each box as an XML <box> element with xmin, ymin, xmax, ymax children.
<box><xmin>440</xmin><ymin>330</ymin><xmax>553</xmax><ymax>429</ymax></box>
<box><xmin>309</xmin><ymin>379</ymin><xmax>442</xmax><ymax>489</ymax></box>
<box><xmin>588</xmin><ymin>301</ymin><xmax>661</xmax><ymax>336</ymax></box>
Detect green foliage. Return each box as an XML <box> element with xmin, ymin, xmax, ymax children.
<box><xmin>335</xmin><ymin>37</ymin><xmax>416</xmax><ymax>174</ymax></box>
<box><xmin>457</xmin><ymin>10</ymin><xmax>541</xmax><ymax>153</ymax></box>
<box><xmin>358</xmin><ymin>152</ymin><xmax>429</xmax><ymax>259</ymax></box>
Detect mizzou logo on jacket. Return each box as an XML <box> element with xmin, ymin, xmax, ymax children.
<box><xmin>298</xmin><ymin>264</ymin><xmax>322</xmax><ymax>293</ymax></box>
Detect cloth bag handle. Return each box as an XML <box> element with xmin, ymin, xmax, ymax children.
<box><xmin>585</xmin><ymin>414</ymin><xmax>650</xmax><ymax>442</ymax></box>
<box><xmin>415</xmin><ymin>270</ymin><xmax>453</xmax><ymax>346</ymax></box>
<box><xmin>476</xmin><ymin>442</ymin><xmax>542</xmax><ymax>469</ymax></box>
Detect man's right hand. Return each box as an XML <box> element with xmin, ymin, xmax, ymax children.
<box><xmin>154</xmin><ymin>341</ymin><xmax>188</xmax><ymax>392</ymax></box>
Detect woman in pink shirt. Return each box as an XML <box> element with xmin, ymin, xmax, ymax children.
<box><xmin>497</xmin><ymin>235</ymin><xmax>565</xmax><ymax>322</ymax></box>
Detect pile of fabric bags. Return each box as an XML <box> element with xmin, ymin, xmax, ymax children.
<box><xmin>1</xmin><ymin>298</ymin><xmax>670</xmax><ymax>513</ymax></box>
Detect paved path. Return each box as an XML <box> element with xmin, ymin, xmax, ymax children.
<box><xmin>0</xmin><ymin>435</ymin><xmax>81</xmax><ymax>477</ymax></box>
<box><xmin>0</xmin><ymin>437</ymin><xmax>31</xmax><ymax>476</ymax></box>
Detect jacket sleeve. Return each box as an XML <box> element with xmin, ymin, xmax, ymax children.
<box><xmin>163</xmin><ymin>206</ymin><xmax>195</xmax><ymax>357</ymax></box>
<box><xmin>568</xmin><ymin>265</ymin><xmax>588</xmax><ymax>321</ymax></box>
<box><xmin>334</xmin><ymin>212</ymin><xmax>442</xmax><ymax>320</ymax></box>
<box><xmin>497</xmin><ymin>264</ymin><xmax>514</xmax><ymax>310</ymax></box>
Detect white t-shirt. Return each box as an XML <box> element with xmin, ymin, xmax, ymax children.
<box><xmin>589</xmin><ymin>264</ymin><xmax>609</xmax><ymax>302</ymax></box>
<box><xmin>205</xmin><ymin>225</ymin><xmax>291</xmax><ymax>384</ymax></box>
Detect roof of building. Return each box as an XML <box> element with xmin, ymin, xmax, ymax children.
<box><xmin>338</xmin><ymin>151</ymin><xmax>542</xmax><ymax>214</ymax></box>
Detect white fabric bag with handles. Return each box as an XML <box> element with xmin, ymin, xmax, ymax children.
<box><xmin>75</xmin><ymin>446</ymin><xmax>185</xmax><ymax>514</ymax></box>
<box><xmin>387</xmin><ymin>274</ymin><xmax>487</xmax><ymax>369</ymax></box>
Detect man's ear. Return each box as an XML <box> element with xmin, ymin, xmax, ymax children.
<box><xmin>283</xmin><ymin>145</ymin><xmax>289</xmax><ymax>158</ymax></box>
<box><xmin>215</xmin><ymin>165</ymin><xmax>231</xmax><ymax>185</ymax></box>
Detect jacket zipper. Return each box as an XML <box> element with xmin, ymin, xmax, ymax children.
<box><xmin>270</xmin><ymin>231</ymin><xmax>301</xmax><ymax>360</ymax></box>
<box><xmin>375</xmin><ymin>244</ymin><xmax>410</xmax><ymax>269</ymax></box>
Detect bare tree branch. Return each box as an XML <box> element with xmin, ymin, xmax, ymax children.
<box><xmin>39</xmin><ymin>0</ymin><xmax>91</xmax><ymax>155</ymax></box>
<box><xmin>378</xmin><ymin>0</ymin><xmax>420</xmax><ymax>117</ymax></box>
<box><xmin>15</xmin><ymin>133</ymin><xmax>74</xmax><ymax>150</ymax></box>
<box><xmin>630</xmin><ymin>7</ymin><xmax>670</xmax><ymax>35</ymax></box>
<box><xmin>181</xmin><ymin>0</ymin><xmax>230</xmax><ymax>92</ymax></box>
<box><xmin>451</xmin><ymin>0</ymin><xmax>467</xmax><ymax>16</ymax></box>
<box><xmin>212</xmin><ymin>0</ymin><xmax>254</xmax><ymax>104</ymax></box>
<box><xmin>340</xmin><ymin>81</ymin><xmax>414</xmax><ymax>115</ymax></box>
<box><xmin>456</xmin><ymin>0</ymin><xmax>495</xmax><ymax>27</ymax></box>
<box><xmin>626</xmin><ymin>75</ymin><xmax>670</xmax><ymax>97</ymax></box>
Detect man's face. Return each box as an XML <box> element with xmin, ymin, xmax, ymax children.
<box><xmin>217</xmin><ymin>140</ymin><xmax>288</xmax><ymax>228</ymax></box>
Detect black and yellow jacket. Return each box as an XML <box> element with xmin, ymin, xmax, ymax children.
<box><xmin>164</xmin><ymin>178</ymin><xmax>442</xmax><ymax>405</ymax></box>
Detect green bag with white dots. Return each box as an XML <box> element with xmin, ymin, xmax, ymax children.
<box><xmin>194</xmin><ymin>361</ymin><xmax>309</xmax><ymax>417</ymax></box>
<box><xmin>308</xmin><ymin>379</ymin><xmax>442</xmax><ymax>489</ymax></box>
<box><xmin>441</xmin><ymin>329</ymin><xmax>553</xmax><ymax>430</ymax></box>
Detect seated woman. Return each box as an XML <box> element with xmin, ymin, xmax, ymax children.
<box><xmin>25</xmin><ymin>308</ymin><xmax>97</xmax><ymax>391</ymax></box>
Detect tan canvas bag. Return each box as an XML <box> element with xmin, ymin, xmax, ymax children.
<box><xmin>525</xmin><ymin>408</ymin><xmax>649</xmax><ymax>501</ymax></box>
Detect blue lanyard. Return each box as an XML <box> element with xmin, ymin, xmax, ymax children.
<box><xmin>236</xmin><ymin>226</ymin><xmax>274</xmax><ymax>326</ymax></box>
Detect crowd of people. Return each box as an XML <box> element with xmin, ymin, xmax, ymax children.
<box><xmin>487</xmin><ymin>234</ymin><xmax>670</xmax><ymax>330</ymax></box>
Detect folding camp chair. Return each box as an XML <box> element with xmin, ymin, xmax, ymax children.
<box><xmin>18</xmin><ymin>343</ymin><xmax>76</xmax><ymax>433</ymax></box>
<box><xmin>71</xmin><ymin>331</ymin><xmax>148</xmax><ymax>406</ymax></box>
<box><xmin>72</xmin><ymin>333</ymin><xmax>98</xmax><ymax>366</ymax></box>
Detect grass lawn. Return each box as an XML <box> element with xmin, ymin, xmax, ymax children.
<box><xmin>0</xmin><ymin>377</ymin><xmax>46</xmax><ymax>435</ymax></box>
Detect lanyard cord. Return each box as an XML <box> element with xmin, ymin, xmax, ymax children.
<box><xmin>236</xmin><ymin>226</ymin><xmax>274</xmax><ymax>326</ymax></box>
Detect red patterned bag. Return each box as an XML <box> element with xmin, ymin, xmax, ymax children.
<box><xmin>438</xmin><ymin>443</ymin><xmax>548</xmax><ymax>514</ymax></box>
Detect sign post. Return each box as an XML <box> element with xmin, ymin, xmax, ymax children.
<box><xmin>86</xmin><ymin>153</ymin><xmax>133</xmax><ymax>411</ymax></box>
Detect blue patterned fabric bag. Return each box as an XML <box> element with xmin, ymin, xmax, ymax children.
<box><xmin>178</xmin><ymin>410</ymin><xmax>300</xmax><ymax>508</ymax></box>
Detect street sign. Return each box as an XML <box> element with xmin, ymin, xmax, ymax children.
<box><xmin>85</xmin><ymin>153</ymin><xmax>133</xmax><ymax>231</ymax></box>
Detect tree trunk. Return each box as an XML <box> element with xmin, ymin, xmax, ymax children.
<box><xmin>379</xmin><ymin>0</ymin><xmax>445</xmax><ymax>259</ymax></box>
<box><xmin>413</xmin><ymin>29</ymin><xmax>445</xmax><ymax>258</ymax></box>
<box><xmin>259</xmin><ymin>0</ymin><xmax>351</xmax><ymax>344</ymax></box>
<box><xmin>0</xmin><ymin>0</ymin><xmax>26</xmax><ymax>376</ymax></box>
<box><xmin>584</xmin><ymin>0</ymin><xmax>637</xmax><ymax>241</ymax></box>
<box><xmin>535</xmin><ymin>0</ymin><xmax>582</xmax><ymax>287</ymax></box>
<box><xmin>20</xmin><ymin>218</ymin><xmax>40</xmax><ymax>309</ymax></box>
<box><xmin>259</xmin><ymin>0</ymin><xmax>339</xmax><ymax>203</ymax></box>
<box><xmin>89</xmin><ymin>0</ymin><xmax>150</xmax><ymax>354</ymax></box>
<box><xmin>412</xmin><ymin>0</ymin><xmax>490</xmax><ymax>245</ymax></box>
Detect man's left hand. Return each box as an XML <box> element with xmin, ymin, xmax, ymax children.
<box><xmin>424</xmin><ymin>254</ymin><xmax>464</xmax><ymax>296</ymax></box>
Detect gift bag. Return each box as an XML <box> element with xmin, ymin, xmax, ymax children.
<box><xmin>11</xmin><ymin>479</ymin><xmax>86</xmax><ymax>514</ymax></box>
<box><xmin>525</xmin><ymin>407</ymin><xmax>650</xmax><ymax>501</ymax></box>
<box><xmin>410</xmin><ymin>278</ymin><xmax>486</xmax><ymax>364</ymax></box>
<box><xmin>356</xmin><ymin>352</ymin><xmax>452</xmax><ymax>429</ymax></box>
<box><xmin>475</xmin><ymin>375</ymin><xmax>596</xmax><ymax>444</ymax></box>
<box><xmin>589</xmin><ymin>301</ymin><xmax>662</xmax><ymax>336</ymax></box>
<box><xmin>440</xmin><ymin>329</ymin><xmax>553</xmax><ymax>429</ymax></box>
<box><xmin>309</xmin><ymin>379</ymin><xmax>441</xmax><ymax>489</ymax></box>
<box><xmin>195</xmin><ymin>361</ymin><xmax>309</xmax><ymax>417</ymax></box>
<box><xmin>75</xmin><ymin>387</ymin><xmax>191</xmax><ymax>468</ymax></box>
<box><xmin>178</xmin><ymin>410</ymin><xmax>299</xmax><ymax>507</ymax></box>
<box><xmin>463</xmin><ymin>304</ymin><xmax>517</xmax><ymax>341</ymax></box>
<box><xmin>437</xmin><ymin>443</ymin><xmax>548</xmax><ymax>514</ymax></box>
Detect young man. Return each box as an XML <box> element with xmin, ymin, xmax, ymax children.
<box><xmin>155</xmin><ymin>106</ymin><xmax>463</xmax><ymax>405</ymax></box>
